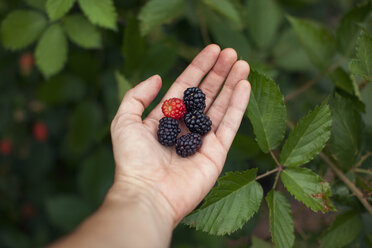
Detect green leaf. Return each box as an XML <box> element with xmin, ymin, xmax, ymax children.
<box><xmin>138</xmin><ymin>43</ymin><xmax>178</xmax><ymax>80</ymax></box>
<box><xmin>122</xmin><ymin>15</ymin><xmax>146</xmax><ymax>77</ymax></box>
<box><xmin>22</xmin><ymin>143</ymin><xmax>53</xmax><ymax>182</ymax></box>
<box><xmin>46</xmin><ymin>0</ymin><xmax>75</xmax><ymax>20</ymax></box>
<box><xmin>1</xmin><ymin>229</ymin><xmax>30</xmax><ymax>248</ymax></box>
<box><xmin>65</xmin><ymin>101</ymin><xmax>102</xmax><ymax>155</ymax></box>
<box><xmin>246</xmin><ymin>70</ymin><xmax>286</xmax><ymax>153</ymax></box>
<box><xmin>266</xmin><ymin>190</ymin><xmax>294</xmax><ymax>248</ymax></box>
<box><xmin>281</xmin><ymin>167</ymin><xmax>334</xmax><ymax>213</ymax></box>
<box><xmin>361</xmin><ymin>83</ymin><xmax>372</xmax><ymax>125</ymax></box>
<box><xmin>336</xmin><ymin>2</ymin><xmax>371</xmax><ymax>56</ymax></box>
<box><xmin>35</xmin><ymin>24</ymin><xmax>68</xmax><ymax>78</ymax></box>
<box><xmin>206</xmin><ymin>9</ymin><xmax>251</xmax><ymax>58</ymax></box>
<box><xmin>250</xmin><ymin>236</ymin><xmax>272</xmax><ymax>248</ymax></box>
<box><xmin>115</xmin><ymin>71</ymin><xmax>132</xmax><ymax>101</ymax></box>
<box><xmin>78</xmin><ymin>0</ymin><xmax>117</xmax><ymax>30</ymax></box>
<box><xmin>245</xmin><ymin>0</ymin><xmax>283</xmax><ymax>48</ymax></box>
<box><xmin>63</xmin><ymin>14</ymin><xmax>102</xmax><ymax>49</ymax></box>
<box><xmin>273</xmin><ymin>28</ymin><xmax>313</xmax><ymax>72</ymax></box>
<box><xmin>138</xmin><ymin>0</ymin><xmax>184</xmax><ymax>35</ymax></box>
<box><xmin>45</xmin><ymin>195</ymin><xmax>93</xmax><ymax>232</ymax></box>
<box><xmin>25</xmin><ymin>0</ymin><xmax>47</xmax><ymax>10</ymax></box>
<box><xmin>349</xmin><ymin>32</ymin><xmax>372</xmax><ymax>80</ymax></box>
<box><xmin>328</xmin><ymin>67</ymin><xmax>356</xmax><ymax>95</ymax></box>
<box><xmin>203</xmin><ymin>0</ymin><xmax>242</xmax><ymax>28</ymax></box>
<box><xmin>280</xmin><ymin>100</ymin><xmax>332</xmax><ymax>167</ymax></box>
<box><xmin>320</xmin><ymin>211</ymin><xmax>362</xmax><ymax>248</ymax></box>
<box><xmin>330</xmin><ymin>94</ymin><xmax>362</xmax><ymax>169</ymax></box>
<box><xmin>183</xmin><ymin>169</ymin><xmax>263</xmax><ymax>235</ymax></box>
<box><xmin>1</xmin><ymin>10</ymin><xmax>47</xmax><ymax>50</ymax></box>
<box><xmin>38</xmin><ymin>74</ymin><xmax>86</xmax><ymax>105</ymax></box>
<box><xmin>232</xmin><ymin>133</ymin><xmax>261</xmax><ymax>158</ymax></box>
<box><xmin>78</xmin><ymin>147</ymin><xmax>114</xmax><ymax>205</ymax></box>
<box><xmin>288</xmin><ymin>16</ymin><xmax>335</xmax><ymax>70</ymax></box>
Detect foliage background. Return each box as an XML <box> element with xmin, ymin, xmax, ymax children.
<box><xmin>0</xmin><ymin>0</ymin><xmax>372</xmax><ymax>247</ymax></box>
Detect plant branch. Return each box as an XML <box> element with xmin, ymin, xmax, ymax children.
<box><xmin>284</xmin><ymin>58</ymin><xmax>346</xmax><ymax>103</ymax></box>
<box><xmin>355</xmin><ymin>168</ymin><xmax>372</xmax><ymax>176</ymax></box>
<box><xmin>255</xmin><ymin>168</ymin><xmax>279</xmax><ymax>181</ymax></box>
<box><xmin>270</xmin><ymin>150</ymin><xmax>281</xmax><ymax>167</ymax></box>
<box><xmin>358</xmin><ymin>79</ymin><xmax>369</xmax><ymax>91</ymax></box>
<box><xmin>273</xmin><ymin>168</ymin><xmax>282</xmax><ymax>189</ymax></box>
<box><xmin>196</xmin><ymin>8</ymin><xmax>211</xmax><ymax>45</ymax></box>
<box><xmin>353</xmin><ymin>151</ymin><xmax>371</xmax><ymax>169</ymax></box>
<box><xmin>284</xmin><ymin>73</ymin><xmax>323</xmax><ymax>102</ymax></box>
<box><xmin>269</xmin><ymin>150</ymin><xmax>283</xmax><ymax>189</ymax></box>
<box><xmin>285</xmin><ymin>120</ymin><xmax>372</xmax><ymax>213</ymax></box>
<box><xmin>319</xmin><ymin>152</ymin><xmax>372</xmax><ymax>214</ymax></box>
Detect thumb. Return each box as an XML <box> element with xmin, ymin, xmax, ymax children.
<box><xmin>116</xmin><ymin>75</ymin><xmax>162</xmax><ymax>123</ymax></box>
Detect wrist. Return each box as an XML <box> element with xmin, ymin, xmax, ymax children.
<box><xmin>52</xmin><ymin>176</ymin><xmax>175</xmax><ymax>248</ymax></box>
<box><xmin>105</xmin><ymin>173</ymin><xmax>175</xmax><ymax>230</ymax></box>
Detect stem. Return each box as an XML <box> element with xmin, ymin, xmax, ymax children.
<box><xmin>319</xmin><ymin>153</ymin><xmax>372</xmax><ymax>214</ymax></box>
<box><xmin>355</xmin><ymin>168</ymin><xmax>372</xmax><ymax>176</ymax></box>
<box><xmin>353</xmin><ymin>151</ymin><xmax>371</xmax><ymax>169</ymax></box>
<box><xmin>286</xmin><ymin>119</ymin><xmax>295</xmax><ymax>129</ymax></box>
<box><xmin>284</xmin><ymin>74</ymin><xmax>322</xmax><ymax>102</ymax></box>
<box><xmin>285</xmin><ymin>121</ymin><xmax>372</xmax><ymax>213</ymax></box>
<box><xmin>269</xmin><ymin>150</ymin><xmax>283</xmax><ymax>189</ymax></box>
<box><xmin>284</xmin><ymin>58</ymin><xmax>346</xmax><ymax>103</ymax></box>
<box><xmin>196</xmin><ymin>8</ymin><xmax>211</xmax><ymax>45</ymax></box>
<box><xmin>273</xmin><ymin>168</ymin><xmax>282</xmax><ymax>189</ymax></box>
<box><xmin>358</xmin><ymin>79</ymin><xmax>369</xmax><ymax>91</ymax></box>
<box><xmin>255</xmin><ymin>168</ymin><xmax>279</xmax><ymax>181</ymax></box>
<box><xmin>270</xmin><ymin>150</ymin><xmax>281</xmax><ymax>167</ymax></box>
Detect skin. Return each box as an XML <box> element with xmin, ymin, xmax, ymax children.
<box><xmin>49</xmin><ymin>45</ymin><xmax>251</xmax><ymax>248</ymax></box>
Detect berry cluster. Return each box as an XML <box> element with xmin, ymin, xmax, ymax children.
<box><xmin>157</xmin><ymin>87</ymin><xmax>212</xmax><ymax>157</ymax></box>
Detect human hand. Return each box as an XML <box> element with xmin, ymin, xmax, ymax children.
<box><xmin>110</xmin><ymin>45</ymin><xmax>251</xmax><ymax>226</ymax></box>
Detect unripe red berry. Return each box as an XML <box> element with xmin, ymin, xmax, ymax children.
<box><xmin>0</xmin><ymin>139</ymin><xmax>12</xmax><ymax>156</ymax></box>
<box><xmin>32</xmin><ymin>122</ymin><xmax>48</xmax><ymax>142</ymax></box>
<box><xmin>161</xmin><ymin>98</ymin><xmax>187</xmax><ymax>120</ymax></box>
<box><xmin>19</xmin><ymin>52</ymin><xmax>34</xmax><ymax>76</ymax></box>
<box><xmin>21</xmin><ymin>203</ymin><xmax>36</xmax><ymax>218</ymax></box>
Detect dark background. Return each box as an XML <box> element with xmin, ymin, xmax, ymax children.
<box><xmin>0</xmin><ymin>0</ymin><xmax>371</xmax><ymax>247</ymax></box>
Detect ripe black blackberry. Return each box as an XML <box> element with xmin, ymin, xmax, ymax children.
<box><xmin>176</xmin><ymin>133</ymin><xmax>202</xmax><ymax>157</ymax></box>
<box><xmin>184</xmin><ymin>110</ymin><xmax>212</xmax><ymax>135</ymax></box>
<box><xmin>183</xmin><ymin>87</ymin><xmax>206</xmax><ymax>112</ymax></box>
<box><xmin>157</xmin><ymin>117</ymin><xmax>181</xmax><ymax>146</ymax></box>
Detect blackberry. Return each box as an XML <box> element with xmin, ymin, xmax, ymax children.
<box><xmin>176</xmin><ymin>133</ymin><xmax>202</xmax><ymax>157</ymax></box>
<box><xmin>157</xmin><ymin>117</ymin><xmax>181</xmax><ymax>146</ymax></box>
<box><xmin>183</xmin><ymin>87</ymin><xmax>206</xmax><ymax>112</ymax></box>
<box><xmin>184</xmin><ymin>110</ymin><xmax>212</xmax><ymax>135</ymax></box>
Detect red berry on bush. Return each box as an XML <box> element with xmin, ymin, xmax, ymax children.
<box><xmin>21</xmin><ymin>203</ymin><xmax>36</xmax><ymax>218</ymax></box>
<box><xmin>0</xmin><ymin>139</ymin><xmax>12</xmax><ymax>156</ymax></box>
<box><xmin>32</xmin><ymin>122</ymin><xmax>48</xmax><ymax>142</ymax></box>
<box><xmin>161</xmin><ymin>98</ymin><xmax>187</xmax><ymax>120</ymax></box>
<box><xmin>19</xmin><ymin>52</ymin><xmax>34</xmax><ymax>76</ymax></box>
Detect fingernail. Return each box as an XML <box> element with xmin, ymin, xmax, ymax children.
<box><xmin>149</xmin><ymin>74</ymin><xmax>161</xmax><ymax>81</ymax></box>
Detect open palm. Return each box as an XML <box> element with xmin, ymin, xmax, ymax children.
<box><xmin>110</xmin><ymin>45</ymin><xmax>251</xmax><ymax>225</ymax></box>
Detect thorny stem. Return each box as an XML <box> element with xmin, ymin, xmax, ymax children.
<box><xmin>255</xmin><ymin>168</ymin><xmax>279</xmax><ymax>181</ymax></box>
<box><xmin>286</xmin><ymin>120</ymin><xmax>372</xmax><ymax>214</ymax></box>
<box><xmin>319</xmin><ymin>153</ymin><xmax>372</xmax><ymax>214</ymax></box>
